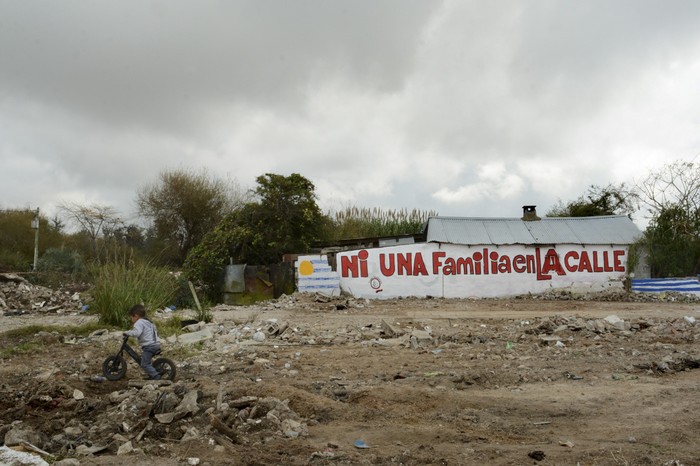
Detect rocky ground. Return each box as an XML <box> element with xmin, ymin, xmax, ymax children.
<box><xmin>2</xmin><ymin>274</ymin><xmax>700</xmax><ymax>465</ymax></box>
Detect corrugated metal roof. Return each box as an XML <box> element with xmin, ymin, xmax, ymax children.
<box><xmin>425</xmin><ymin>215</ymin><xmax>641</xmax><ymax>246</ymax></box>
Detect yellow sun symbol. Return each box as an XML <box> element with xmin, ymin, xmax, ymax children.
<box><xmin>299</xmin><ymin>260</ymin><xmax>314</xmax><ymax>276</ymax></box>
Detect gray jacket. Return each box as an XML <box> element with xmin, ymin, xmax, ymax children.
<box><xmin>125</xmin><ymin>318</ymin><xmax>160</xmax><ymax>348</ymax></box>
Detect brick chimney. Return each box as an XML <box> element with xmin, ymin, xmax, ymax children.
<box><xmin>522</xmin><ymin>205</ymin><xmax>540</xmax><ymax>221</ymax></box>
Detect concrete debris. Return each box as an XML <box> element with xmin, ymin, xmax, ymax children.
<box><xmin>3</xmin><ymin>286</ymin><xmax>700</xmax><ymax>463</ymax></box>
<box><xmin>4</xmin><ymin>423</ymin><xmax>47</xmax><ymax>449</ymax></box>
<box><xmin>177</xmin><ymin>327</ymin><xmax>214</xmax><ymax>345</ymax></box>
<box><xmin>155</xmin><ymin>389</ymin><xmax>200</xmax><ymax>424</ymax></box>
<box><xmin>116</xmin><ymin>440</ymin><xmax>134</xmax><ymax>455</ymax></box>
<box><xmin>523</xmin><ymin>288</ymin><xmax>700</xmax><ymax>303</ymax></box>
<box><xmin>0</xmin><ymin>445</ymin><xmax>49</xmax><ymax>466</ymax></box>
<box><xmin>0</xmin><ymin>373</ymin><xmax>309</xmax><ymax>462</ymax></box>
<box><xmin>0</xmin><ymin>273</ymin><xmax>84</xmax><ymax>316</ymax></box>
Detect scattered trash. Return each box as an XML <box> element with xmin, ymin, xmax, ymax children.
<box><xmin>559</xmin><ymin>440</ymin><xmax>575</xmax><ymax>448</ymax></box>
<box><xmin>354</xmin><ymin>439</ymin><xmax>370</xmax><ymax>449</ymax></box>
<box><xmin>310</xmin><ymin>449</ymin><xmax>338</xmax><ymax>460</ymax></box>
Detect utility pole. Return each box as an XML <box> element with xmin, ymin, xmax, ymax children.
<box><xmin>31</xmin><ymin>208</ymin><xmax>39</xmax><ymax>271</ymax></box>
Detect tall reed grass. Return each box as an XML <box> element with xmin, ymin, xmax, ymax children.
<box><xmin>328</xmin><ymin>206</ymin><xmax>438</xmax><ymax>240</ymax></box>
<box><xmin>90</xmin><ymin>262</ymin><xmax>178</xmax><ymax>327</ymax></box>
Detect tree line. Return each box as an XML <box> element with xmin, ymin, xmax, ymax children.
<box><xmin>2</xmin><ymin>161</ymin><xmax>699</xmax><ymax>299</ymax></box>
<box><xmin>0</xmin><ymin>171</ymin><xmax>433</xmax><ymax>299</ymax></box>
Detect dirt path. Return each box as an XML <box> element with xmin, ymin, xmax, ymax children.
<box><xmin>2</xmin><ymin>295</ymin><xmax>700</xmax><ymax>465</ymax></box>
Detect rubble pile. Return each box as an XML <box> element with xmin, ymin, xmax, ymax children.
<box><xmin>0</xmin><ymin>317</ymin><xmax>325</xmax><ymax>463</ymax></box>
<box><xmin>0</xmin><ymin>376</ymin><xmax>309</xmax><ymax>462</ymax></box>
<box><xmin>0</xmin><ymin>273</ymin><xmax>83</xmax><ymax>316</ymax></box>
<box><xmin>2</xmin><ymin>290</ymin><xmax>700</xmax><ymax>464</ymax></box>
<box><xmin>168</xmin><ymin>303</ymin><xmax>700</xmax><ymax>356</ymax></box>
<box><xmin>207</xmin><ymin>292</ymin><xmax>373</xmax><ymax>314</ymax></box>
<box><xmin>3</xmin><ymin>281</ymin><xmax>700</xmax><ymax>463</ymax></box>
<box><xmin>522</xmin><ymin>287</ymin><xmax>700</xmax><ymax>303</ymax></box>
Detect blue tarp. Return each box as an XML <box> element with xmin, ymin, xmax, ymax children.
<box><xmin>631</xmin><ymin>277</ymin><xmax>700</xmax><ymax>294</ymax></box>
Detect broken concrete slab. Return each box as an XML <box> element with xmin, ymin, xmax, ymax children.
<box><xmin>380</xmin><ymin>319</ymin><xmax>405</xmax><ymax>337</ymax></box>
<box><xmin>178</xmin><ymin>327</ymin><xmax>213</xmax><ymax>345</ymax></box>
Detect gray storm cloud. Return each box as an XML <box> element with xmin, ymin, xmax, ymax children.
<box><xmin>1</xmin><ymin>0</ymin><xmax>699</xmax><ymax>225</ymax></box>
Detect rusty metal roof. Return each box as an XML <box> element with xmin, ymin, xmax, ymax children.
<box><xmin>425</xmin><ymin>215</ymin><xmax>641</xmax><ymax>246</ymax></box>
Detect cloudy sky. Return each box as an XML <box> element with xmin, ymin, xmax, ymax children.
<box><xmin>2</xmin><ymin>1</ymin><xmax>699</xmax><ymax>230</ymax></box>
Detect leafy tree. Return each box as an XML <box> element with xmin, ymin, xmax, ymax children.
<box><xmin>137</xmin><ymin>169</ymin><xmax>246</xmax><ymax>266</ymax></box>
<box><xmin>103</xmin><ymin>223</ymin><xmax>145</xmax><ymax>251</ymax></box>
<box><xmin>642</xmin><ymin>205</ymin><xmax>700</xmax><ymax>277</ymax></box>
<box><xmin>0</xmin><ymin>208</ymin><xmax>63</xmax><ymax>271</ymax></box>
<box><xmin>636</xmin><ymin>161</ymin><xmax>700</xmax><ymax>277</ymax></box>
<box><xmin>184</xmin><ymin>173</ymin><xmax>327</xmax><ymax>298</ymax></box>
<box><xmin>183</xmin><ymin>212</ymin><xmax>252</xmax><ymax>294</ymax></box>
<box><xmin>245</xmin><ymin>173</ymin><xmax>327</xmax><ymax>263</ymax></box>
<box><xmin>547</xmin><ymin>184</ymin><xmax>638</xmax><ymax>218</ymax></box>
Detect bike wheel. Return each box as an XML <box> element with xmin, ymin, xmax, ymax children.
<box><xmin>153</xmin><ymin>358</ymin><xmax>176</xmax><ymax>381</ymax></box>
<box><xmin>102</xmin><ymin>355</ymin><xmax>127</xmax><ymax>381</ymax></box>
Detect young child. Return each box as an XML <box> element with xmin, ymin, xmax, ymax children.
<box><xmin>124</xmin><ymin>303</ymin><xmax>161</xmax><ymax>380</ymax></box>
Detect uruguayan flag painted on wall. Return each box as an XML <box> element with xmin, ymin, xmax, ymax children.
<box><xmin>295</xmin><ymin>254</ymin><xmax>340</xmax><ymax>296</ymax></box>
<box><xmin>632</xmin><ymin>277</ymin><xmax>700</xmax><ymax>294</ymax></box>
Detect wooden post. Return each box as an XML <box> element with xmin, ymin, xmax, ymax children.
<box><xmin>188</xmin><ymin>280</ymin><xmax>202</xmax><ymax>313</ymax></box>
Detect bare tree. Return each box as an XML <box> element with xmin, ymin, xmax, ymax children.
<box><xmin>636</xmin><ymin>160</ymin><xmax>700</xmax><ymax>215</ymax></box>
<box><xmin>58</xmin><ymin>202</ymin><xmax>123</xmax><ymax>261</ymax></box>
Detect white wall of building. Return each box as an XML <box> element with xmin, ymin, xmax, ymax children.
<box><xmin>336</xmin><ymin>242</ymin><xmax>629</xmax><ymax>299</ymax></box>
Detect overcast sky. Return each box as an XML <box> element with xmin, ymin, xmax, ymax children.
<box><xmin>2</xmin><ymin>1</ymin><xmax>699</xmax><ymax>230</ymax></box>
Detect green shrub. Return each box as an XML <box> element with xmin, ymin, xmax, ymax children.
<box><xmin>29</xmin><ymin>247</ymin><xmax>89</xmax><ymax>288</ymax></box>
<box><xmin>172</xmin><ymin>274</ymin><xmax>196</xmax><ymax>309</ymax></box>
<box><xmin>156</xmin><ymin>315</ymin><xmax>184</xmax><ymax>338</ymax></box>
<box><xmin>37</xmin><ymin>247</ymin><xmax>86</xmax><ymax>275</ymax></box>
<box><xmin>0</xmin><ymin>249</ymin><xmax>31</xmax><ymax>272</ymax></box>
<box><xmin>194</xmin><ymin>304</ymin><xmax>213</xmax><ymax>323</ymax></box>
<box><xmin>90</xmin><ymin>262</ymin><xmax>178</xmax><ymax>327</ymax></box>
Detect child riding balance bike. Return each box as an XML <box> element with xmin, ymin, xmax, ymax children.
<box><xmin>102</xmin><ymin>304</ymin><xmax>176</xmax><ymax>381</ymax></box>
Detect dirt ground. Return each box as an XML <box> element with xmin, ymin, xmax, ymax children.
<box><xmin>2</xmin><ymin>292</ymin><xmax>700</xmax><ymax>465</ymax></box>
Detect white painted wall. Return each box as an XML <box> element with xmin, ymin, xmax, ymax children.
<box><xmin>336</xmin><ymin>243</ymin><xmax>629</xmax><ymax>299</ymax></box>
